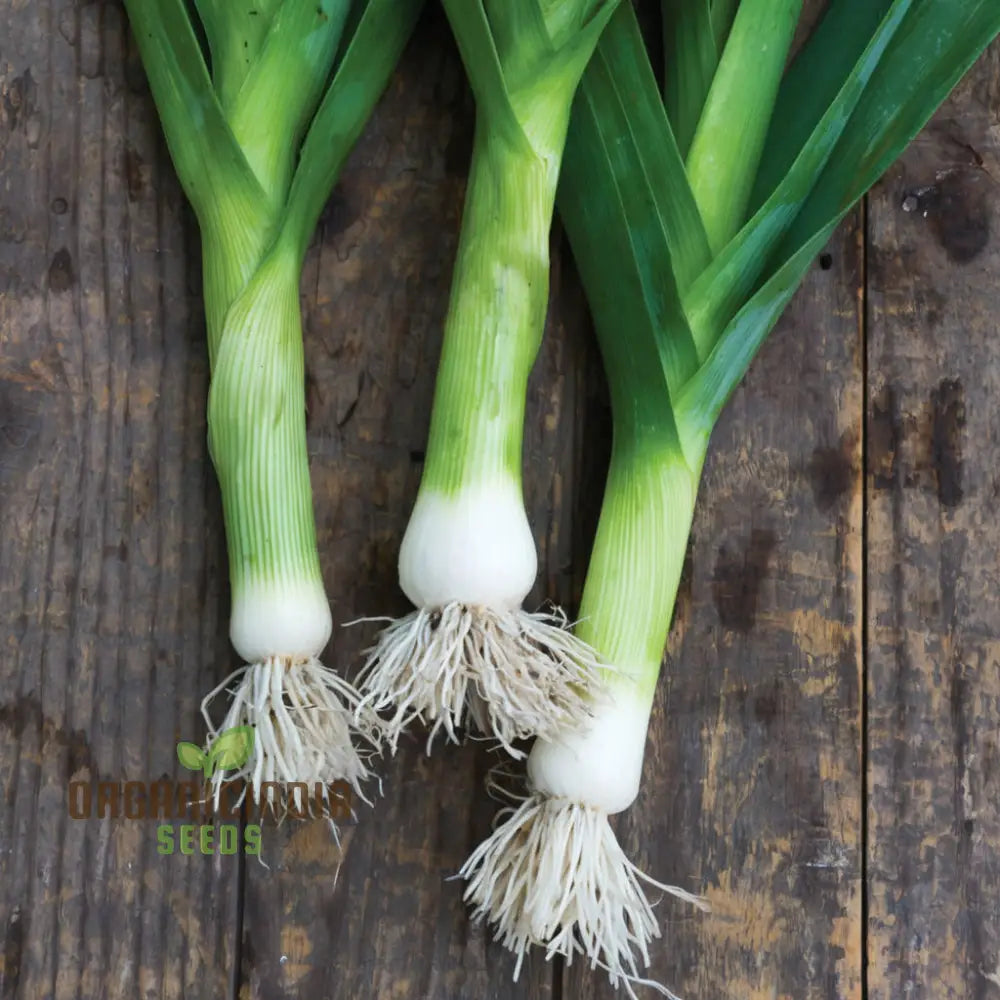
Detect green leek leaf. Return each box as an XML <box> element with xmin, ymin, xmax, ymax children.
<box><xmin>561</xmin><ymin>0</ymin><xmax>1000</xmax><ymax>463</ymax></box>
<box><xmin>750</xmin><ymin>0</ymin><xmax>900</xmax><ymax>213</ymax></box>
<box><xmin>685</xmin><ymin>0</ymin><xmax>805</xmax><ymax>253</ymax></box>
<box><xmin>441</xmin><ymin>0</ymin><xmax>620</xmax><ymax>159</ymax></box>
<box><xmin>280</xmin><ymin>0</ymin><xmax>426</xmax><ymax>261</ymax></box>
<box><xmin>775</xmin><ymin>0</ymin><xmax>1000</xmax><ymax>266</ymax></box>
<box><xmin>709</xmin><ymin>0</ymin><xmax>740</xmax><ymax>49</ymax></box>
<box><xmin>684</xmin><ymin>0</ymin><xmax>913</xmax><ymax>356</ymax></box>
<box><xmin>561</xmin><ymin>67</ymin><xmax>691</xmax><ymax>440</ymax></box>
<box><xmin>676</xmin><ymin>220</ymin><xmax>840</xmax><ymax>452</ymax></box>
<box><xmin>193</xmin><ymin>0</ymin><xmax>280</xmax><ymax>110</ymax></box>
<box><xmin>560</xmin><ymin>13</ymin><xmax>702</xmax><ymax>407</ymax></box>
<box><xmin>226</xmin><ymin>0</ymin><xmax>352</xmax><ymax>200</ymax></box>
<box><xmin>680</xmin><ymin>0</ymin><xmax>1000</xmax><ymax>434</ymax></box>
<box><xmin>438</xmin><ymin>0</ymin><xmax>529</xmax><ymax>151</ymax></box>
<box><xmin>661</xmin><ymin>0</ymin><xmax>716</xmax><ymax>158</ymax></box>
<box><xmin>490</xmin><ymin>0</ymin><xmax>618</xmax><ymax>93</ymax></box>
<box><xmin>587</xmin><ymin>5</ymin><xmax>711</xmax><ymax>295</ymax></box>
<box><xmin>123</xmin><ymin>0</ymin><xmax>265</xmax><ymax>224</ymax></box>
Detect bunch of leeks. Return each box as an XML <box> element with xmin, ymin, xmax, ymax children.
<box><xmin>460</xmin><ymin>1</ymin><xmax>1000</xmax><ymax>995</ymax></box>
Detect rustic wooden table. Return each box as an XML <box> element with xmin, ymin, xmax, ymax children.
<box><xmin>1</xmin><ymin>3</ymin><xmax>999</xmax><ymax>999</ymax></box>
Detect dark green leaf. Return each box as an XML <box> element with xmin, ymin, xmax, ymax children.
<box><xmin>560</xmin><ymin>7</ymin><xmax>699</xmax><ymax>441</ymax></box>
<box><xmin>562</xmin><ymin>0</ymin><xmax>1000</xmax><ymax>460</ymax></box>
<box><xmin>774</xmin><ymin>0</ymin><xmax>1000</xmax><ymax>267</ymax></box>
<box><xmin>680</xmin><ymin>0</ymin><xmax>1000</xmax><ymax>435</ymax></box>
<box><xmin>661</xmin><ymin>0</ymin><xmax>716</xmax><ymax>158</ymax></box>
<box><xmin>586</xmin><ymin>5</ymin><xmax>711</xmax><ymax>294</ymax></box>
<box><xmin>709</xmin><ymin>0</ymin><xmax>740</xmax><ymax>50</ymax></box>
<box><xmin>122</xmin><ymin>0</ymin><xmax>265</xmax><ymax>225</ymax></box>
<box><xmin>750</xmin><ymin>0</ymin><xmax>900</xmax><ymax>213</ymax></box>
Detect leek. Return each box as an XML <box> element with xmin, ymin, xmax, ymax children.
<box><xmin>357</xmin><ymin>0</ymin><xmax>622</xmax><ymax>755</ymax></box>
<box><xmin>461</xmin><ymin>1</ymin><xmax>1000</xmax><ymax>993</ymax></box>
<box><xmin>123</xmin><ymin>0</ymin><xmax>422</xmax><ymax>812</ymax></box>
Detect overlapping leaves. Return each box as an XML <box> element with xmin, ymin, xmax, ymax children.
<box><xmin>124</xmin><ymin>0</ymin><xmax>423</xmax><ymax>351</ymax></box>
<box><xmin>440</xmin><ymin>0</ymin><xmax>623</xmax><ymax>157</ymax></box>
<box><xmin>559</xmin><ymin>0</ymin><xmax>1000</xmax><ymax>460</ymax></box>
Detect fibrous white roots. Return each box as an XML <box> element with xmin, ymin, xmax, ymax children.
<box><xmin>200</xmin><ymin>656</ymin><xmax>382</xmax><ymax>819</ymax></box>
<box><xmin>460</xmin><ymin>794</ymin><xmax>707</xmax><ymax>999</ymax></box>
<box><xmin>354</xmin><ymin>603</ymin><xmax>608</xmax><ymax>755</ymax></box>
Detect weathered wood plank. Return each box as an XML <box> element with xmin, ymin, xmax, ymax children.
<box><xmin>3</xmin><ymin>1</ymin><xmax>999</xmax><ymax>997</ymax></box>
<box><xmin>236</xmin><ymin>11</ymin><xmax>581</xmax><ymax>999</ymax></box>
<box><xmin>0</xmin><ymin>3</ymin><xmax>239</xmax><ymax>998</ymax></box>
<box><xmin>866</xmin><ymin>41</ymin><xmax>1000</xmax><ymax>1000</ymax></box>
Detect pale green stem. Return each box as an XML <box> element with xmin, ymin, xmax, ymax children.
<box><xmin>685</xmin><ymin>0</ymin><xmax>804</xmax><ymax>253</ymax></box>
<box><xmin>200</xmin><ymin>206</ymin><xmax>276</xmax><ymax>368</ymax></box>
<box><xmin>206</xmin><ymin>247</ymin><xmax>323</xmax><ymax>599</ymax></box>
<box><xmin>576</xmin><ymin>432</ymin><xmax>700</xmax><ymax>699</ymax></box>
<box><xmin>421</xmin><ymin>115</ymin><xmax>563</xmax><ymax>494</ymax></box>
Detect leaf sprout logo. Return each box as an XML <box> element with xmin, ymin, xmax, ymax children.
<box><xmin>176</xmin><ymin>726</ymin><xmax>254</xmax><ymax>780</ymax></box>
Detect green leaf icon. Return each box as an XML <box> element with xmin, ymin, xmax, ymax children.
<box><xmin>205</xmin><ymin>725</ymin><xmax>255</xmax><ymax>778</ymax></box>
<box><xmin>176</xmin><ymin>741</ymin><xmax>205</xmax><ymax>772</ymax></box>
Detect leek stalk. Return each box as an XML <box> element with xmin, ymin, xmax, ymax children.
<box><xmin>358</xmin><ymin>0</ymin><xmax>622</xmax><ymax>755</ymax></box>
<box><xmin>124</xmin><ymin>0</ymin><xmax>423</xmax><ymax>813</ymax></box>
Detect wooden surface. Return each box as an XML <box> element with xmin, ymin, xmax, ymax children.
<box><xmin>866</xmin><ymin>50</ymin><xmax>1000</xmax><ymax>1000</ymax></box>
<box><xmin>0</xmin><ymin>3</ymin><xmax>998</xmax><ymax>998</ymax></box>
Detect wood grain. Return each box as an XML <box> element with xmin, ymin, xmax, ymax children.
<box><xmin>1</xmin><ymin>2</ymin><xmax>999</xmax><ymax>1000</ymax></box>
<box><xmin>0</xmin><ymin>2</ymin><xmax>239</xmax><ymax>999</ymax></box>
<box><xmin>866</xmin><ymin>41</ymin><xmax>1000</xmax><ymax>1000</ymax></box>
